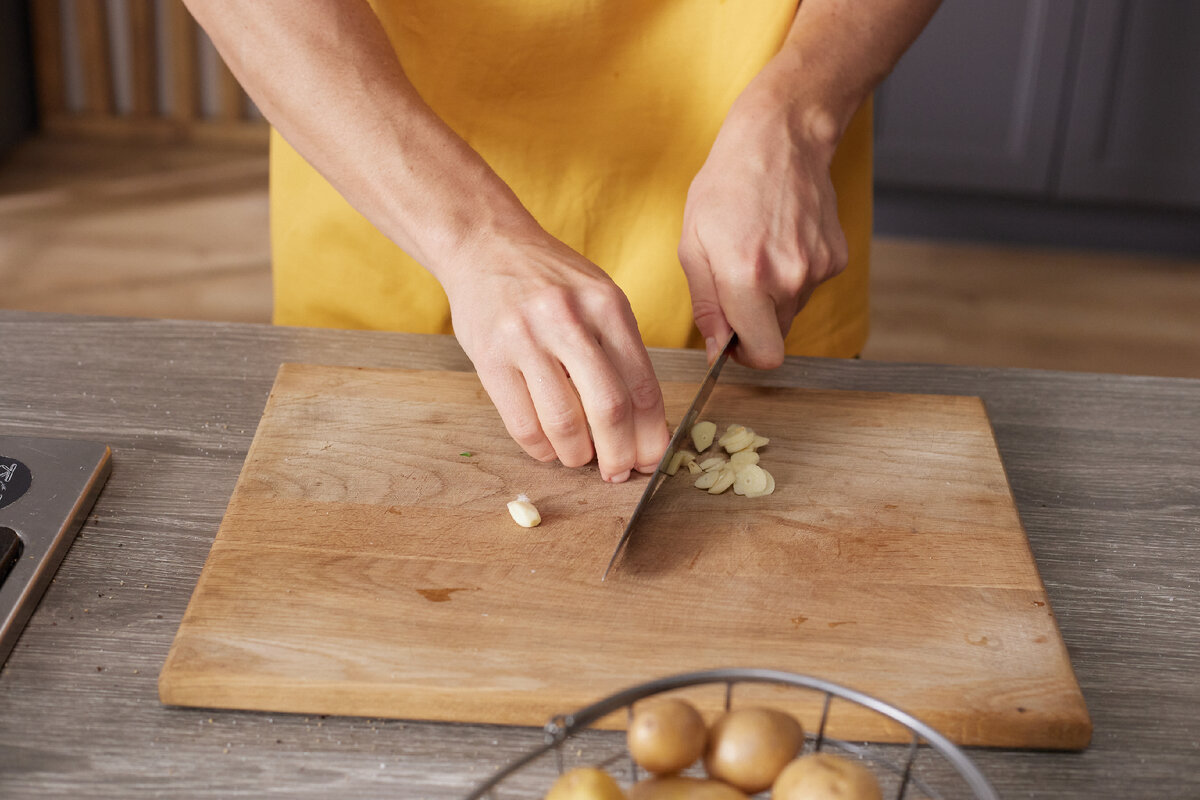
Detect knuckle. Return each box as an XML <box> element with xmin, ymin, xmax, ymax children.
<box><xmin>590</xmin><ymin>389</ymin><xmax>632</xmax><ymax>428</ymax></box>
<box><xmin>558</xmin><ymin>444</ymin><xmax>595</xmax><ymax>469</ymax></box>
<box><xmin>690</xmin><ymin>290</ymin><xmax>723</xmax><ymax>318</ymax></box>
<box><xmin>831</xmin><ymin>239</ymin><xmax>849</xmax><ymax>275</ymax></box>
<box><xmin>588</xmin><ymin>284</ymin><xmax>631</xmax><ymax>319</ymax></box>
<box><xmin>491</xmin><ymin>314</ymin><xmax>534</xmax><ymax>352</ymax></box>
<box><xmin>540</xmin><ymin>406</ymin><xmax>586</xmax><ymax>439</ymax></box>
<box><xmin>506</xmin><ymin>417</ymin><xmax>546</xmax><ymax>449</ymax></box>
<box><xmin>527</xmin><ymin>284</ymin><xmax>577</xmax><ymax>320</ymax></box>
<box><xmin>627</xmin><ymin>377</ymin><xmax>663</xmax><ymax>414</ymax></box>
<box><xmin>600</xmin><ymin>452</ymin><xmax>637</xmax><ymax>477</ymax></box>
<box><xmin>779</xmin><ymin>268</ymin><xmax>808</xmax><ymax>300</ymax></box>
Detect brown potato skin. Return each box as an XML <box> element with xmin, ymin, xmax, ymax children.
<box><xmin>627</xmin><ymin>698</ymin><xmax>708</xmax><ymax>775</ymax></box>
<box><xmin>629</xmin><ymin>776</ymin><xmax>749</xmax><ymax>800</ymax></box>
<box><xmin>544</xmin><ymin>766</ymin><xmax>628</xmax><ymax>800</ymax></box>
<box><xmin>771</xmin><ymin>753</ymin><xmax>882</xmax><ymax>800</ymax></box>
<box><xmin>704</xmin><ymin>707</ymin><xmax>805</xmax><ymax>794</ymax></box>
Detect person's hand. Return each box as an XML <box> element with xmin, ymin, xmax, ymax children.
<box><xmin>678</xmin><ymin>71</ymin><xmax>849</xmax><ymax>368</ymax></box>
<box><xmin>443</xmin><ymin>228</ymin><xmax>670</xmax><ymax>483</ymax></box>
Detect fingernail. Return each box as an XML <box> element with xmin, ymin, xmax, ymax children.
<box><xmin>607</xmin><ymin>469</ymin><xmax>631</xmax><ymax>484</ymax></box>
<box><xmin>705</xmin><ymin>337</ymin><xmax>718</xmax><ymax>363</ymax></box>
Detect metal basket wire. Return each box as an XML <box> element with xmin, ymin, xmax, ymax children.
<box><xmin>465</xmin><ymin>669</ymin><xmax>1000</xmax><ymax>800</ymax></box>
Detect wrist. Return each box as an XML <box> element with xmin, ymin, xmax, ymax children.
<box><xmin>393</xmin><ymin>164</ymin><xmax>544</xmax><ymax>291</ymax></box>
<box><xmin>753</xmin><ymin>47</ymin><xmax>865</xmax><ymax>156</ymax></box>
<box><xmin>425</xmin><ymin>200</ymin><xmax>547</xmax><ymax>296</ymax></box>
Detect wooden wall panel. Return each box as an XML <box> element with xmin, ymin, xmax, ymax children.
<box><xmin>30</xmin><ymin>0</ymin><xmax>66</xmax><ymax>118</ymax></box>
<box><xmin>127</xmin><ymin>0</ymin><xmax>158</xmax><ymax>117</ymax></box>
<box><xmin>28</xmin><ymin>0</ymin><xmax>264</xmax><ymax>144</ymax></box>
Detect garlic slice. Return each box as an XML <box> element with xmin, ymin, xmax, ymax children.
<box><xmin>691</xmin><ymin>421</ymin><xmax>717</xmax><ymax>452</ymax></box>
<box><xmin>707</xmin><ymin>465</ymin><xmax>737</xmax><ymax>495</ymax></box>
<box><xmin>730</xmin><ymin>450</ymin><xmax>760</xmax><ymax>466</ymax></box>
<box><xmin>733</xmin><ymin>464</ymin><xmax>769</xmax><ymax>496</ymax></box>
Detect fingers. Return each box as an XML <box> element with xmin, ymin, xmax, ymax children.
<box><xmin>521</xmin><ymin>357</ymin><xmax>596</xmax><ymax>471</ymax></box>
<box><xmin>475</xmin><ymin>364</ymin><xmax>557</xmax><ymax>464</ymax></box>
<box><xmin>551</xmin><ymin>300</ymin><xmax>668</xmax><ymax>480</ymax></box>
<box><xmin>594</xmin><ymin>314</ymin><xmax>670</xmax><ymax>475</ymax></box>
<box><xmin>678</xmin><ymin>237</ymin><xmax>733</xmax><ymax>364</ymax></box>
<box><xmin>722</xmin><ymin>280</ymin><xmax>787</xmax><ymax>369</ymax></box>
<box><xmin>477</xmin><ymin>301</ymin><xmax>666</xmax><ymax>483</ymax></box>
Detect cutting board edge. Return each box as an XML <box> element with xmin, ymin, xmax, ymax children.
<box><xmin>156</xmin><ymin>672</ymin><xmax>1093</xmax><ymax>750</ymax></box>
<box><xmin>972</xmin><ymin>395</ymin><xmax>1094</xmax><ymax>735</ymax></box>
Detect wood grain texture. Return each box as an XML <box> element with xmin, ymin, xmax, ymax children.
<box><xmin>1</xmin><ymin>313</ymin><xmax>1197</xmax><ymax>798</ymax></box>
<box><xmin>157</xmin><ymin>364</ymin><xmax>1090</xmax><ymax>749</ymax></box>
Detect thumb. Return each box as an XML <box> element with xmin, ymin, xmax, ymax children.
<box><xmin>678</xmin><ymin>239</ymin><xmax>732</xmax><ymax>364</ymax></box>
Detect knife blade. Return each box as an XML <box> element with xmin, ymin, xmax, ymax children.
<box><xmin>602</xmin><ymin>332</ymin><xmax>738</xmax><ymax>580</ymax></box>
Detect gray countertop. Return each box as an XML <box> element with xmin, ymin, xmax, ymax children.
<box><xmin>0</xmin><ymin>310</ymin><xmax>1197</xmax><ymax>798</ymax></box>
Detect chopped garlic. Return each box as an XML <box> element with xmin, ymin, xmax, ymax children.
<box><xmin>707</xmin><ymin>465</ymin><xmax>737</xmax><ymax>495</ymax></box>
<box><xmin>745</xmin><ymin>469</ymin><xmax>775</xmax><ymax>498</ymax></box>
<box><xmin>664</xmin><ymin>449</ymin><xmax>697</xmax><ymax>476</ymax></box>
<box><xmin>730</xmin><ymin>451</ymin><xmax>760</xmax><ymax>466</ymax></box>
<box><xmin>691</xmin><ymin>421</ymin><xmax>717</xmax><ymax>452</ymax></box>
<box><xmin>676</xmin><ymin>421</ymin><xmax>776</xmax><ymax>499</ymax></box>
<box><xmin>733</xmin><ymin>464</ymin><xmax>768</xmax><ymax>496</ymax></box>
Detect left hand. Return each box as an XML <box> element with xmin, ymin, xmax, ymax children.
<box><xmin>678</xmin><ymin>71</ymin><xmax>849</xmax><ymax>369</ymax></box>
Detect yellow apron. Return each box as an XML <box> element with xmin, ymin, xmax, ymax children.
<box><xmin>271</xmin><ymin>0</ymin><xmax>871</xmax><ymax>358</ymax></box>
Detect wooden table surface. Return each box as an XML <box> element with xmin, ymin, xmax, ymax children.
<box><xmin>0</xmin><ymin>310</ymin><xmax>1197</xmax><ymax>799</ymax></box>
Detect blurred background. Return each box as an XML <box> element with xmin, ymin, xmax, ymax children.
<box><xmin>1</xmin><ymin>0</ymin><xmax>1197</xmax><ymax>378</ymax></box>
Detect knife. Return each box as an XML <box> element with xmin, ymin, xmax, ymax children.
<box><xmin>602</xmin><ymin>332</ymin><xmax>738</xmax><ymax>580</ymax></box>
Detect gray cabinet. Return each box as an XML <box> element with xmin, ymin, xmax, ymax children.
<box><xmin>1058</xmin><ymin>0</ymin><xmax>1200</xmax><ymax>206</ymax></box>
<box><xmin>875</xmin><ymin>0</ymin><xmax>1200</xmax><ymax>210</ymax></box>
<box><xmin>874</xmin><ymin>0</ymin><xmax>1077</xmax><ymax>194</ymax></box>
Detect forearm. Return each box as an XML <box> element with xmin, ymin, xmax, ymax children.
<box><xmin>765</xmin><ymin>0</ymin><xmax>943</xmax><ymax>148</ymax></box>
<box><xmin>182</xmin><ymin>0</ymin><xmax>538</xmax><ymax>282</ymax></box>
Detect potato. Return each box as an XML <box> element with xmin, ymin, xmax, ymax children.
<box><xmin>771</xmin><ymin>753</ymin><xmax>881</xmax><ymax>800</ymax></box>
<box><xmin>629</xmin><ymin>776</ymin><xmax>748</xmax><ymax>800</ymax></box>
<box><xmin>627</xmin><ymin>697</ymin><xmax>707</xmax><ymax>775</ymax></box>
<box><xmin>704</xmin><ymin>707</ymin><xmax>805</xmax><ymax>794</ymax></box>
<box><xmin>545</xmin><ymin>766</ymin><xmax>627</xmax><ymax>800</ymax></box>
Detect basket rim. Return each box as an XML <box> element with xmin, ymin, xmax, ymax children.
<box><xmin>465</xmin><ymin>667</ymin><xmax>1000</xmax><ymax>800</ymax></box>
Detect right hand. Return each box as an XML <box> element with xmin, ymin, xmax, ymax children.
<box><xmin>443</xmin><ymin>229</ymin><xmax>670</xmax><ymax>483</ymax></box>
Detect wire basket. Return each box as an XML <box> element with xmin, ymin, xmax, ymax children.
<box><xmin>465</xmin><ymin>669</ymin><xmax>999</xmax><ymax>800</ymax></box>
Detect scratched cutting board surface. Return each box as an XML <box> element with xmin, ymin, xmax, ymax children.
<box><xmin>159</xmin><ymin>364</ymin><xmax>1091</xmax><ymax>749</ymax></box>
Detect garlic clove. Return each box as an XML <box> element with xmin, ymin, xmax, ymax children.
<box><xmin>507</xmin><ymin>495</ymin><xmax>541</xmax><ymax>527</ymax></box>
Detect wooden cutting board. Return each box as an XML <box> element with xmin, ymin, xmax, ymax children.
<box><xmin>159</xmin><ymin>364</ymin><xmax>1091</xmax><ymax>749</ymax></box>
